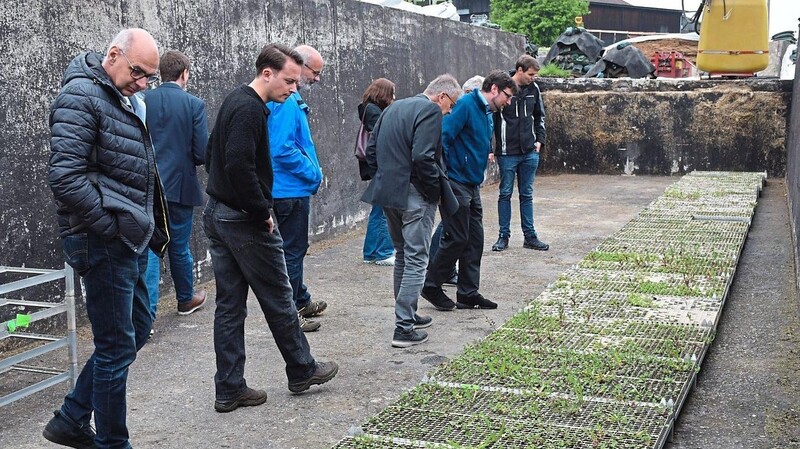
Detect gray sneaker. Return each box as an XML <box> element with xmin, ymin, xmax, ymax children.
<box><xmin>392</xmin><ymin>329</ymin><xmax>429</xmax><ymax>348</ymax></box>
<box><xmin>299</xmin><ymin>313</ymin><xmax>320</xmax><ymax>332</ymax></box>
<box><xmin>298</xmin><ymin>300</ymin><xmax>328</xmax><ymax>318</ymax></box>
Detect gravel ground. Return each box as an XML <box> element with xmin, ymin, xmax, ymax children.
<box><xmin>1</xmin><ymin>174</ymin><xmax>795</xmax><ymax>449</ymax></box>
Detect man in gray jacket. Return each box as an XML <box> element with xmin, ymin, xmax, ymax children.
<box><xmin>361</xmin><ymin>74</ymin><xmax>461</xmax><ymax>348</ymax></box>
<box><xmin>45</xmin><ymin>28</ymin><xmax>168</xmax><ymax>449</ymax></box>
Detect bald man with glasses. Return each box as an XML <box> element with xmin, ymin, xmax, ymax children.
<box><xmin>45</xmin><ymin>28</ymin><xmax>169</xmax><ymax>448</ymax></box>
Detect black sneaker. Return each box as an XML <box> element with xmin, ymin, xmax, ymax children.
<box><xmin>523</xmin><ymin>237</ymin><xmax>549</xmax><ymax>251</ymax></box>
<box><xmin>421</xmin><ymin>287</ymin><xmax>456</xmax><ymax>311</ymax></box>
<box><xmin>491</xmin><ymin>236</ymin><xmax>509</xmax><ymax>252</ymax></box>
<box><xmin>456</xmin><ymin>293</ymin><xmax>498</xmax><ymax>309</ymax></box>
<box><xmin>214</xmin><ymin>387</ymin><xmax>268</xmax><ymax>413</ymax></box>
<box><xmin>288</xmin><ymin>361</ymin><xmax>339</xmax><ymax>393</ymax></box>
<box><xmin>392</xmin><ymin>329</ymin><xmax>429</xmax><ymax>348</ymax></box>
<box><xmin>443</xmin><ymin>271</ymin><xmax>458</xmax><ymax>286</ymax></box>
<box><xmin>414</xmin><ymin>315</ymin><xmax>433</xmax><ymax>329</ymax></box>
<box><xmin>42</xmin><ymin>410</ymin><xmax>97</xmax><ymax>449</ymax></box>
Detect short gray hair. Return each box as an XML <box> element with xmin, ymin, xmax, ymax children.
<box><xmin>462</xmin><ymin>75</ymin><xmax>484</xmax><ymax>93</ymax></box>
<box><xmin>423</xmin><ymin>74</ymin><xmax>462</xmax><ymax>101</ymax></box>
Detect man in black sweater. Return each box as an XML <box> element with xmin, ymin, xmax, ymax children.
<box><xmin>203</xmin><ymin>43</ymin><xmax>338</xmax><ymax>413</ymax></box>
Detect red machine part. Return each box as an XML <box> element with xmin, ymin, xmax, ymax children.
<box><xmin>650</xmin><ymin>51</ymin><xmax>697</xmax><ymax>78</ymax></box>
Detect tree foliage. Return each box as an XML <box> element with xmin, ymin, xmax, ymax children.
<box><xmin>490</xmin><ymin>0</ymin><xmax>590</xmax><ymax>46</ymax></box>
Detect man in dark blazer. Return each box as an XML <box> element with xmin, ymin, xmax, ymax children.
<box><xmin>361</xmin><ymin>74</ymin><xmax>461</xmax><ymax>348</ymax></box>
<box><xmin>144</xmin><ymin>50</ymin><xmax>209</xmax><ymax>317</ymax></box>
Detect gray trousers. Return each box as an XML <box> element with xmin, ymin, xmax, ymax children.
<box><xmin>383</xmin><ymin>186</ymin><xmax>437</xmax><ymax>333</ymax></box>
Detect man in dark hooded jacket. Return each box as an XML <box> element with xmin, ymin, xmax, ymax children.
<box><xmin>491</xmin><ymin>54</ymin><xmax>550</xmax><ymax>252</ymax></box>
<box><xmin>44</xmin><ymin>28</ymin><xmax>169</xmax><ymax>449</ymax></box>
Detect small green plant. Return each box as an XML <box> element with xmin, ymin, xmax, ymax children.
<box><xmin>627</xmin><ymin>293</ymin><xmax>656</xmax><ymax>308</ymax></box>
<box><xmin>537</xmin><ymin>63</ymin><xmax>572</xmax><ymax>78</ymax></box>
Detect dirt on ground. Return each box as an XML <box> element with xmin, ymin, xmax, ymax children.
<box><xmin>1</xmin><ymin>174</ymin><xmax>797</xmax><ymax>449</ymax></box>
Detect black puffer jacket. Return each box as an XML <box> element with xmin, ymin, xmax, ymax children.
<box><xmin>48</xmin><ymin>52</ymin><xmax>169</xmax><ymax>256</ymax></box>
<box><xmin>493</xmin><ymin>71</ymin><xmax>546</xmax><ymax>156</ymax></box>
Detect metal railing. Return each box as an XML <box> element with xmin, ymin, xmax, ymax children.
<box><xmin>0</xmin><ymin>264</ymin><xmax>77</xmax><ymax>407</ymax></box>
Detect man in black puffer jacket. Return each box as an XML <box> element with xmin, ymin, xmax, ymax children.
<box><xmin>491</xmin><ymin>54</ymin><xmax>550</xmax><ymax>253</ymax></box>
<box><xmin>44</xmin><ymin>28</ymin><xmax>169</xmax><ymax>449</ymax></box>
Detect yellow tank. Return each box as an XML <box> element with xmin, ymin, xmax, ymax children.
<box><xmin>697</xmin><ymin>0</ymin><xmax>769</xmax><ymax>74</ymax></box>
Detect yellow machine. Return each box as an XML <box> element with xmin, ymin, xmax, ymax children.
<box><xmin>696</xmin><ymin>0</ymin><xmax>769</xmax><ymax>74</ymax></box>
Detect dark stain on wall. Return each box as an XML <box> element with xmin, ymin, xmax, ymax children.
<box><xmin>0</xmin><ymin>0</ymin><xmax>524</xmax><ymax>302</ymax></box>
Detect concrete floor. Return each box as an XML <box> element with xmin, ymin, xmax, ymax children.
<box><xmin>0</xmin><ymin>174</ymin><xmax>796</xmax><ymax>449</ymax></box>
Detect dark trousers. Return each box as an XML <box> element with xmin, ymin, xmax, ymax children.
<box><xmin>273</xmin><ymin>197</ymin><xmax>312</xmax><ymax>310</ymax></box>
<box><xmin>203</xmin><ymin>198</ymin><xmax>315</xmax><ymax>400</ymax></box>
<box><xmin>60</xmin><ymin>231</ymin><xmax>151</xmax><ymax>449</ymax></box>
<box><xmin>425</xmin><ymin>180</ymin><xmax>483</xmax><ymax>297</ymax></box>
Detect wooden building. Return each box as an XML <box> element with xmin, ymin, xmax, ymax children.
<box><xmin>586</xmin><ymin>0</ymin><xmax>688</xmax><ymax>44</ymax></box>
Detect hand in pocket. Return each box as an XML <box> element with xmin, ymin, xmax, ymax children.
<box><xmin>63</xmin><ymin>233</ymin><xmax>90</xmax><ymax>276</ymax></box>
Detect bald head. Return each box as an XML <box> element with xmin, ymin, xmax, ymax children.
<box><xmin>294</xmin><ymin>44</ymin><xmax>324</xmax><ymax>89</ymax></box>
<box><xmin>102</xmin><ymin>28</ymin><xmax>160</xmax><ymax>96</ymax></box>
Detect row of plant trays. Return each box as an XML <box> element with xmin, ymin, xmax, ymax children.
<box><xmin>534</xmin><ymin>289</ymin><xmax>721</xmax><ymax>326</ymax></box>
<box><xmin>330</xmin><ymin>172</ymin><xmax>764</xmax><ymax>449</ymax></box>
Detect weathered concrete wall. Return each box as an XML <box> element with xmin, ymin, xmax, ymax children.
<box><xmin>537</xmin><ymin>78</ymin><xmax>792</xmax><ymax>177</ymax></box>
<box><xmin>786</xmin><ymin>55</ymin><xmax>800</xmax><ymax>293</ymax></box>
<box><xmin>0</xmin><ymin>1</ymin><xmax>524</xmax><ymax>295</ymax></box>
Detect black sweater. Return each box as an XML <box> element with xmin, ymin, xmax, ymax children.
<box><xmin>205</xmin><ymin>85</ymin><xmax>273</xmax><ymax>222</ymax></box>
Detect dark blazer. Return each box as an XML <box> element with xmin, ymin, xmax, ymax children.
<box><xmin>145</xmin><ymin>82</ymin><xmax>209</xmax><ymax>206</ymax></box>
<box><xmin>361</xmin><ymin>94</ymin><xmax>456</xmax><ymax>216</ymax></box>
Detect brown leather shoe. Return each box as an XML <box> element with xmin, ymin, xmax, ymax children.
<box><xmin>177</xmin><ymin>290</ymin><xmax>207</xmax><ymax>315</ymax></box>
<box><xmin>214</xmin><ymin>387</ymin><xmax>267</xmax><ymax>413</ymax></box>
<box><xmin>288</xmin><ymin>361</ymin><xmax>339</xmax><ymax>393</ymax></box>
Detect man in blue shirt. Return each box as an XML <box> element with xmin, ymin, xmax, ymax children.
<box><xmin>266</xmin><ymin>45</ymin><xmax>325</xmax><ymax>332</ymax></box>
<box><xmin>422</xmin><ymin>71</ymin><xmax>517</xmax><ymax>311</ymax></box>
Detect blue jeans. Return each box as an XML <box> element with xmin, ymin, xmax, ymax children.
<box><xmin>383</xmin><ymin>186</ymin><xmax>436</xmax><ymax>332</ymax></box>
<box><xmin>60</xmin><ymin>231</ymin><xmax>152</xmax><ymax>449</ymax></box>
<box><xmin>273</xmin><ymin>197</ymin><xmax>312</xmax><ymax>310</ymax></box>
<box><xmin>203</xmin><ymin>198</ymin><xmax>315</xmax><ymax>399</ymax></box>
<box><xmin>497</xmin><ymin>152</ymin><xmax>539</xmax><ymax>239</ymax></box>
<box><xmin>363</xmin><ymin>205</ymin><xmax>394</xmax><ymax>261</ymax></box>
<box><xmin>145</xmin><ymin>202</ymin><xmax>196</xmax><ymax>318</ymax></box>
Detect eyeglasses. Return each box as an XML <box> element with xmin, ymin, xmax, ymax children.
<box><xmin>119</xmin><ymin>49</ymin><xmax>159</xmax><ymax>84</ymax></box>
<box><xmin>304</xmin><ymin>63</ymin><xmax>323</xmax><ymax>78</ymax></box>
<box><xmin>498</xmin><ymin>88</ymin><xmax>514</xmax><ymax>99</ymax></box>
<box><xmin>443</xmin><ymin>92</ymin><xmax>456</xmax><ymax>107</ymax></box>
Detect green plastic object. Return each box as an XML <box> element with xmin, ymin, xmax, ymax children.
<box><xmin>5</xmin><ymin>314</ymin><xmax>31</xmax><ymax>333</ymax></box>
<box><xmin>16</xmin><ymin>314</ymin><xmax>31</xmax><ymax>327</ymax></box>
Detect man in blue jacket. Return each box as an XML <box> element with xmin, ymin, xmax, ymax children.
<box><xmin>491</xmin><ymin>55</ymin><xmax>549</xmax><ymax>252</ymax></box>
<box><xmin>144</xmin><ymin>50</ymin><xmax>209</xmax><ymax>319</ymax></box>
<box><xmin>422</xmin><ymin>71</ymin><xmax>517</xmax><ymax>311</ymax></box>
<box><xmin>266</xmin><ymin>45</ymin><xmax>325</xmax><ymax>332</ymax></box>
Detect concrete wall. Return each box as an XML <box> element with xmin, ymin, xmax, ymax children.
<box><xmin>786</xmin><ymin>55</ymin><xmax>800</xmax><ymax>293</ymax></box>
<box><xmin>537</xmin><ymin>78</ymin><xmax>792</xmax><ymax>177</ymax></box>
<box><xmin>0</xmin><ymin>0</ymin><xmax>525</xmax><ymax>296</ymax></box>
